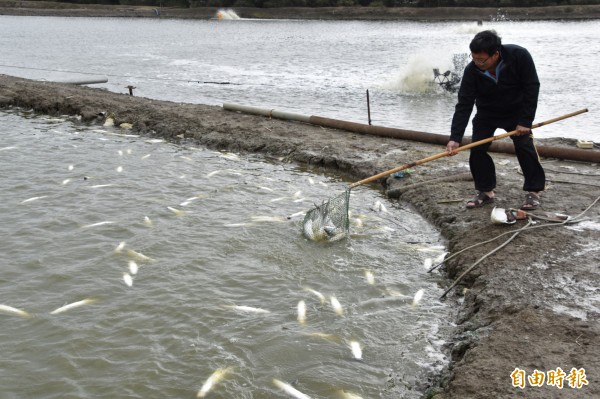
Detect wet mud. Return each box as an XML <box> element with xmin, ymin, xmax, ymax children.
<box><xmin>1</xmin><ymin>74</ymin><xmax>599</xmax><ymax>398</ymax></box>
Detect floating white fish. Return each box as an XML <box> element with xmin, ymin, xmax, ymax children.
<box><xmin>62</xmin><ymin>178</ymin><xmax>71</xmax><ymax>185</ymax></box>
<box><xmin>89</xmin><ymin>184</ymin><xmax>114</xmax><ymax>188</ymax></box>
<box><xmin>423</xmin><ymin>258</ymin><xmax>433</xmax><ymax>271</ymax></box>
<box><xmin>250</xmin><ymin>216</ymin><xmax>286</xmax><ymax>223</ymax></box>
<box><xmin>145</xmin><ymin>139</ymin><xmax>164</xmax><ymax>144</ymax></box>
<box><xmin>293</xmin><ymin>190</ymin><xmax>302</xmax><ymax>198</ymax></box>
<box><xmin>123</xmin><ymin>273</ymin><xmax>133</xmax><ymax>287</ymax></box>
<box><xmin>433</xmin><ymin>251</ymin><xmax>448</xmax><ymax>264</ymax></box>
<box><xmin>288</xmin><ymin>211</ymin><xmax>306</xmax><ymax>219</ymax></box>
<box><xmin>306</xmin><ymin>332</ymin><xmax>340</xmax><ymax>341</ymax></box>
<box><xmin>293</xmin><ymin>198</ymin><xmax>305</xmax><ymax>203</ymax></box>
<box><xmin>126</xmin><ymin>149</ymin><xmax>132</xmax><ymax>154</ymax></box>
<box><xmin>270</xmin><ymin>197</ymin><xmax>287</xmax><ymax>203</ymax></box>
<box><xmin>125</xmin><ymin>249</ymin><xmax>154</xmax><ymax>262</ymax></box>
<box><xmin>116</xmin><ymin>166</ymin><xmax>123</xmax><ymax>173</ymax></box>
<box><xmin>115</xmin><ymin>241</ymin><xmax>126</xmax><ymax>253</ymax></box>
<box><xmin>272</xmin><ymin>378</ymin><xmax>312</xmax><ymax>399</ymax></box>
<box><xmin>50</xmin><ymin>298</ymin><xmax>96</xmax><ymax>315</ymax></box>
<box><xmin>412</xmin><ymin>289</ymin><xmax>425</xmax><ymax>306</ymax></box>
<box><xmin>118</xmin><ymin>150</ymin><xmax>123</xmax><ymax>156</ymax></box>
<box><xmin>128</xmin><ymin>260</ymin><xmax>138</xmax><ymax>275</ymax></box>
<box><xmin>259</xmin><ymin>186</ymin><xmax>274</xmax><ymax>192</ymax></box>
<box><xmin>330</xmin><ymin>296</ymin><xmax>344</xmax><ymax>316</ymax></box>
<box><xmin>197</xmin><ymin>367</ymin><xmax>233</xmax><ymax>398</ymax></box>
<box><xmin>206</xmin><ymin>170</ymin><xmax>220</xmax><ymax>178</ymax></box>
<box><xmin>303</xmin><ymin>287</ymin><xmax>326</xmax><ymax>304</ymax></box>
<box><xmin>167</xmin><ymin>206</ymin><xmax>185</xmax><ymax>216</ymax></box>
<box><xmin>141</xmin><ymin>154</ymin><xmax>151</xmax><ymax>160</ymax></box>
<box><xmin>335</xmin><ymin>389</ymin><xmax>364</xmax><ymax>399</ymax></box>
<box><xmin>307</xmin><ymin>177</ymin><xmax>315</xmax><ymax>184</ymax></box>
<box><xmin>349</xmin><ymin>340</ymin><xmax>362</xmax><ymax>360</ymax></box>
<box><xmin>21</xmin><ymin>196</ymin><xmax>47</xmax><ymax>204</ymax></box>
<box><xmin>81</xmin><ymin>221</ymin><xmax>115</xmax><ymax>229</ymax></box>
<box><xmin>0</xmin><ymin>304</ymin><xmax>31</xmax><ymax>318</ymax></box>
<box><xmin>143</xmin><ymin>216</ymin><xmax>153</xmax><ymax>227</ymax></box>
<box><xmin>68</xmin><ymin>164</ymin><xmax>74</xmax><ymax>171</ymax></box>
<box><xmin>223</xmin><ymin>223</ymin><xmax>248</xmax><ymax>227</ymax></box>
<box><xmin>297</xmin><ymin>300</ymin><xmax>306</xmax><ymax>324</ymax></box>
<box><xmin>364</xmin><ymin>270</ymin><xmax>375</xmax><ymax>285</ymax></box>
<box><xmin>224</xmin><ymin>305</ymin><xmax>270</xmax><ymax>314</ymax></box>
<box><xmin>0</xmin><ymin>146</ymin><xmax>18</xmax><ymax>151</ymax></box>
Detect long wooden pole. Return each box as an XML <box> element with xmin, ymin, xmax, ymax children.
<box><xmin>349</xmin><ymin>108</ymin><xmax>588</xmax><ymax>189</ymax></box>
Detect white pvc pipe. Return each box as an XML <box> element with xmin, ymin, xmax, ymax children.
<box><xmin>51</xmin><ymin>77</ymin><xmax>109</xmax><ymax>85</ymax></box>
<box><xmin>223</xmin><ymin>102</ymin><xmax>311</xmax><ymax>123</ymax></box>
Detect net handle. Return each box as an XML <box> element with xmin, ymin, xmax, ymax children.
<box><xmin>349</xmin><ymin>108</ymin><xmax>588</xmax><ymax>189</ymax></box>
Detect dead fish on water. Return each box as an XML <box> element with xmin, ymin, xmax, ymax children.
<box><xmin>223</xmin><ymin>305</ymin><xmax>270</xmax><ymax>314</ymax></box>
<box><xmin>167</xmin><ymin>206</ymin><xmax>185</xmax><ymax>216</ymax></box>
<box><xmin>272</xmin><ymin>378</ymin><xmax>312</xmax><ymax>399</ymax></box>
<box><xmin>21</xmin><ymin>196</ymin><xmax>47</xmax><ymax>204</ymax></box>
<box><xmin>364</xmin><ymin>270</ymin><xmax>375</xmax><ymax>285</ymax></box>
<box><xmin>371</xmin><ymin>200</ymin><xmax>387</xmax><ymax>213</ymax></box>
<box><xmin>197</xmin><ymin>367</ymin><xmax>233</xmax><ymax>398</ymax></box>
<box><xmin>250</xmin><ymin>215</ymin><xmax>286</xmax><ymax>223</ymax></box>
<box><xmin>128</xmin><ymin>260</ymin><xmax>138</xmax><ymax>275</ymax></box>
<box><xmin>348</xmin><ymin>340</ymin><xmax>362</xmax><ymax>360</ymax></box>
<box><xmin>412</xmin><ymin>289</ymin><xmax>425</xmax><ymax>306</ymax></box>
<box><xmin>50</xmin><ymin>298</ymin><xmax>96</xmax><ymax>315</ymax></box>
<box><xmin>123</xmin><ymin>272</ymin><xmax>133</xmax><ymax>287</ymax></box>
<box><xmin>335</xmin><ymin>389</ymin><xmax>364</xmax><ymax>399</ymax></box>
<box><xmin>303</xmin><ymin>287</ymin><xmax>326</xmax><ymax>304</ymax></box>
<box><xmin>125</xmin><ymin>249</ymin><xmax>155</xmax><ymax>262</ymax></box>
<box><xmin>330</xmin><ymin>296</ymin><xmax>344</xmax><ymax>316</ymax></box>
<box><xmin>0</xmin><ymin>304</ymin><xmax>31</xmax><ymax>318</ymax></box>
<box><xmin>297</xmin><ymin>300</ymin><xmax>306</xmax><ymax>324</ymax></box>
<box><xmin>115</xmin><ymin>241</ymin><xmax>126</xmax><ymax>253</ymax></box>
<box><xmin>81</xmin><ymin>221</ymin><xmax>115</xmax><ymax>229</ymax></box>
<box><xmin>143</xmin><ymin>216</ymin><xmax>153</xmax><ymax>227</ymax></box>
<box><xmin>0</xmin><ymin>146</ymin><xmax>18</xmax><ymax>151</ymax></box>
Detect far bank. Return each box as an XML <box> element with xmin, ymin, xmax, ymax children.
<box><xmin>1</xmin><ymin>1</ymin><xmax>600</xmax><ymax>21</ymax></box>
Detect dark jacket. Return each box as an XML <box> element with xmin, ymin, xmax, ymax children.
<box><xmin>450</xmin><ymin>44</ymin><xmax>540</xmax><ymax>143</ymax></box>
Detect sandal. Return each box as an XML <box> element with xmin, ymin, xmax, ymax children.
<box><xmin>466</xmin><ymin>192</ymin><xmax>495</xmax><ymax>209</ymax></box>
<box><xmin>521</xmin><ymin>192</ymin><xmax>541</xmax><ymax>210</ymax></box>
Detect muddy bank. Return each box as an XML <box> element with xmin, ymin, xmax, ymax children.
<box><xmin>1</xmin><ymin>1</ymin><xmax>600</xmax><ymax>21</ymax></box>
<box><xmin>1</xmin><ymin>74</ymin><xmax>598</xmax><ymax>398</ymax></box>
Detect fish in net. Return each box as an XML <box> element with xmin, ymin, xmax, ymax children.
<box><xmin>302</xmin><ymin>189</ymin><xmax>350</xmax><ymax>242</ymax></box>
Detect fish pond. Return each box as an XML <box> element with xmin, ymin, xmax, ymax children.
<box><xmin>0</xmin><ymin>110</ymin><xmax>451</xmax><ymax>398</ymax></box>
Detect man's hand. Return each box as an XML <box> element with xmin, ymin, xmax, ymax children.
<box><xmin>515</xmin><ymin>124</ymin><xmax>532</xmax><ymax>136</ymax></box>
<box><xmin>446</xmin><ymin>140</ymin><xmax>460</xmax><ymax>155</ymax></box>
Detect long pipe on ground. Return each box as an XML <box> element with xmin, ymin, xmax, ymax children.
<box><xmin>223</xmin><ymin>102</ymin><xmax>599</xmax><ymax>163</ymax></box>
<box><xmin>49</xmin><ymin>77</ymin><xmax>109</xmax><ymax>85</ymax></box>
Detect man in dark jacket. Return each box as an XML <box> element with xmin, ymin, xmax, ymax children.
<box><xmin>446</xmin><ymin>30</ymin><xmax>544</xmax><ymax>210</ymax></box>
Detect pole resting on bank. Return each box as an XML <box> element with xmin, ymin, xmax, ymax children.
<box><xmin>222</xmin><ymin>102</ymin><xmax>597</xmax><ymax>164</ymax></box>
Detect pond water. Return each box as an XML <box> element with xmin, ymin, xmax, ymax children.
<box><xmin>0</xmin><ymin>109</ymin><xmax>450</xmax><ymax>398</ymax></box>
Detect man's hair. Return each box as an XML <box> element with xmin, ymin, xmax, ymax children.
<box><xmin>470</xmin><ymin>30</ymin><xmax>502</xmax><ymax>55</ymax></box>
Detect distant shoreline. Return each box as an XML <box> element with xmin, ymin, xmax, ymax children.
<box><xmin>1</xmin><ymin>2</ymin><xmax>600</xmax><ymax>21</ymax></box>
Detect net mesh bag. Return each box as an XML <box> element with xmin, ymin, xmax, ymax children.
<box><xmin>302</xmin><ymin>189</ymin><xmax>350</xmax><ymax>242</ymax></box>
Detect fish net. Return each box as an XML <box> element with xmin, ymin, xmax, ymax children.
<box><xmin>302</xmin><ymin>189</ymin><xmax>350</xmax><ymax>242</ymax></box>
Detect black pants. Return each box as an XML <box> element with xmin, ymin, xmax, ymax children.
<box><xmin>470</xmin><ymin>115</ymin><xmax>545</xmax><ymax>193</ymax></box>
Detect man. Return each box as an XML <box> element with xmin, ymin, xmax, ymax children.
<box><xmin>446</xmin><ymin>30</ymin><xmax>544</xmax><ymax>210</ymax></box>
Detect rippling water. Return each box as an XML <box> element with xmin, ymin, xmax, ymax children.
<box><xmin>0</xmin><ymin>16</ymin><xmax>596</xmax><ymax>140</ymax></box>
<box><xmin>0</xmin><ymin>110</ymin><xmax>450</xmax><ymax>398</ymax></box>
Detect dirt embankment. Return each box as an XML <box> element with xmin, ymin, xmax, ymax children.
<box><xmin>1</xmin><ymin>75</ymin><xmax>599</xmax><ymax>398</ymax></box>
<box><xmin>1</xmin><ymin>1</ymin><xmax>600</xmax><ymax>21</ymax></box>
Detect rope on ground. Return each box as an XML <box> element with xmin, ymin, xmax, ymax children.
<box><xmin>440</xmin><ymin>218</ymin><xmax>532</xmax><ymax>299</ymax></box>
<box><xmin>436</xmin><ymin>194</ymin><xmax>600</xmax><ymax>298</ymax></box>
<box><xmin>428</xmin><ymin>194</ymin><xmax>600</xmax><ymax>274</ymax></box>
